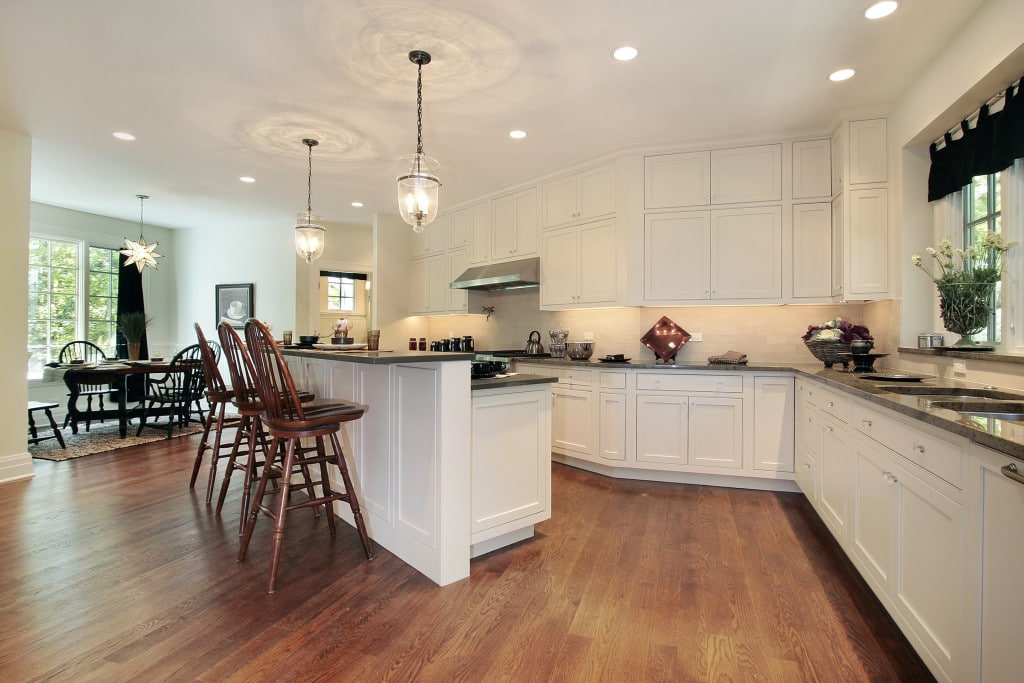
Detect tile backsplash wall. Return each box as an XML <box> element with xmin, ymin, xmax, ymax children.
<box><xmin>426</xmin><ymin>290</ymin><xmax>883</xmax><ymax>364</ymax></box>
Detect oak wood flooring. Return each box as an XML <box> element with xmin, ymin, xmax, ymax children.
<box><xmin>0</xmin><ymin>436</ymin><xmax>934</xmax><ymax>682</ymax></box>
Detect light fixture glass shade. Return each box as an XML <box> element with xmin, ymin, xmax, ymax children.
<box><xmin>295</xmin><ymin>211</ymin><xmax>326</xmax><ymax>263</ymax></box>
<box><xmin>397</xmin><ymin>153</ymin><xmax>440</xmax><ymax>233</ymax></box>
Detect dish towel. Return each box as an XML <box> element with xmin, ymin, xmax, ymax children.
<box><xmin>708</xmin><ymin>350</ymin><xmax>748</xmax><ymax>365</ymax></box>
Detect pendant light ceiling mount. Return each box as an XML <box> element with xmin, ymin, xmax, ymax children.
<box><xmin>397</xmin><ymin>49</ymin><xmax>441</xmax><ymax>234</ymax></box>
<box><xmin>120</xmin><ymin>193</ymin><xmax>163</xmax><ymax>272</ymax></box>
<box><xmin>295</xmin><ymin>137</ymin><xmax>326</xmax><ymax>263</ymax></box>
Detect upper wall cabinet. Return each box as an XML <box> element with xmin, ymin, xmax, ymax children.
<box><xmin>462</xmin><ymin>201</ymin><xmax>493</xmax><ymax>266</ymax></box>
<box><xmin>848</xmin><ymin>119</ymin><xmax>888</xmax><ymax>186</ymax></box>
<box><xmin>541</xmin><ymin>163</ymin><xmax>616</xmax><ymax>228</ymax></box>
<box><xmin>792</xmin><ymin>139</ymin><xmax>832</xmax><ymax>200</ymax></box>
<box><xmin>448</xmin><ymin>207</ymin><xmax>470</xmax><ymax>250</ymax></box>
<box><xmin>411</xmin><ymin>212</ymin><xmax>448</xmax><ymax>257</ymax></box>
<box><xmin>491</xmin><ymin>186</ymin><xmax>540</xmax><ymax>262</ymax></box>
<box><xmin>644</xmin><ymin>144</ymin><xmax>782</xmax><ymax>209</ymax></box>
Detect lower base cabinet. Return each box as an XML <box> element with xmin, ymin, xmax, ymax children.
<box><xmin>552</xmin><ymin>386</ymin><xmax>594</xmax><ymax>456</ymax></box>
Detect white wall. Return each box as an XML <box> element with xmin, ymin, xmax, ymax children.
<box><xmin>295</xmin><ymin>221</ymin><xmax>374</xmax><ymax>337</ymax></box>
<box><xmin>374</xmin><ymin>213</ymin><xmax>427</xmax><ymax>351</ymax></box>
<box><xmin>1</xmin><ymin>128</ymin><xmax>32</xmax><ymax>482</ymax></box>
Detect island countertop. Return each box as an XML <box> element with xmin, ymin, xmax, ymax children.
<box><xmin>281</xmin><ymin>347</ymin><xmax>474</xmax><ymax>364</ymax></box>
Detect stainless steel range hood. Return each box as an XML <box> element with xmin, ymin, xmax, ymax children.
<box><xmin>450</xmin><ymin>257</ymin><xmax>540</xmax><ymax>291</ymax></box>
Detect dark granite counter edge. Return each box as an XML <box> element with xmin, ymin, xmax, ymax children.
<box><xmin>471</xmin><ymin>375</ymin><xmax>558</xmax><ymax>391</ymax></box>
<box><xmin>281</xmin><ymin>349</ymin><xmax>474</xmax><ymax>365</ymax></box>
<box><xmin>898</xmin><ymin>346</ymin><xmax>1024</xmax><ymax>366</ymax></box>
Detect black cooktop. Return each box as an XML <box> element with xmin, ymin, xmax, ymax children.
<box><xmin>482</xmin><ymin>349</ymin><xmax>551</xmax><ymax>358</ymax></box>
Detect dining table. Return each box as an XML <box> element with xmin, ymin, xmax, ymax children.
<box><xmin>62</xmin><ymin>360</ymin><xmax>179</xmax><ymax>438</ymax></box>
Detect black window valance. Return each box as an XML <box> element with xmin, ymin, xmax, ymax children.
<box><xmin>928</xmin><ymin>76</ymin><xmax>1024</xmax><ymax>202</ymax></box>
<box><xmin>318</xmin><ymin>270</ymin><xmax>367</xmax><ymax>280</ymax></box>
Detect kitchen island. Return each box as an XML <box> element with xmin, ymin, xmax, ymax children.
<box><xmin>280</xmin><ymin>348</ymin><xmax>554</xmax><ymax>586</ymax></box>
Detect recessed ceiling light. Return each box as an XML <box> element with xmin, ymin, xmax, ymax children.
<box><xmin>239</xmin><ymin>176</ymin><xmax>256</xmax><ymax>183</ymax></box>
<box><xmin>351</xmin><ymin>201</ymin><xmax>364</xmax><ymax>207</ymax></box>
<box><xmin>829</xmin><ymin>68</ymin><xmax>856</xmax><ymax>82</ymax></box>
<box><xmin>612</xmin><ymin>46</ymin><xmax>638</xmax><ymax>61</ymax></box>
<box><xmin>112</xmin><ymin>131</ymin><xmax>136</xmax><ymax>141</ymax></box>
<box><xmin>864</xmin><ymin>1</ymin><xmax>898</xmax><ymax>20</ymax></box>
<box><xmin>509</xmin><ymin>130</ymin><xmax>527</xmax><ymax>139</ymax></box>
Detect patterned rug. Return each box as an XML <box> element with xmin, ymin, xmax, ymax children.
<box><xmin>30</xmin><ymin>420</ymin><xmax>205</xmax><ymax>461</ymax></box>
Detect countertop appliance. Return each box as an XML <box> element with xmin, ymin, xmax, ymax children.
<box><xmin>525</xmin><ymin>330</ymin><xmax>544</xmax><ymax>355</ymax></box>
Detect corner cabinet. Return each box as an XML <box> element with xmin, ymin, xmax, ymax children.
<box><xmin>541</xmin><ymin>163</ymin><xmax>616</xmax><ymax>228</ymax></box>
<box><xmin>540</xmin><ymin>218</ymin><xmax>617</xmax><ymax>309</ymax></box>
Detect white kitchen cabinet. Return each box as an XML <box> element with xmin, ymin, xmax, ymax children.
<box><xmin>448</xmin><ymin>207</ymin><xmax>470</xmax><ymax>250</ymax></box>
<box><xmin>541</xmin><ymin>163</ymin><xmax>616</xmax><ymax>228</ymax></box>
<box><xmin>818</xmin><ymin>416</ymin><xmax>851</xmax><ymax>542</ymax></box>
<box><xmin>552</xmin><ymin>386</ymin><xmax>594</xmax><ymax>457</ymax></box>
<box><xmin>710</xmin><ymin>144</ymin><xmax>782</xmax><ymax>204</ymax></box>
<box><xmin>636</xmin><ymin>387</ymin><xmax>743</xmax><ymax>471</ymax></box>
<box><xmin>446</xmin><ymin>248</ymin><xmax>468</xmax><ymax>313</ymax></box>
<box><xmin>643</xmin><ymin>210</ymin><xmax>710</xmax><ymax>301</ymax></box>
<box><xmin>792</xmin><ymin>203</ymin><xmax>832</xmax><ymax>298</ymax></box>
<box><xmin>792</xmin><ymin>139</ymin><xmax>832</xmax><ymax>199</ymax></box>
<box><xmin>411</xmin><ymin>212</ymin><xmax>448</xmax><ymax>257</ymax></box>
<box><xmin>831</xmin><ymin>194</ymin><xmax>844</xmax><ymax>297</ymax></box>
<box><xmin>688</xmin><ymin>397</ymin><xmax>743</xmax><ymax>469</ymax></box>
<box><xmin>491</xmin><ymin>186</ymin><xmax>539</xmax><ymax>261</ymax></box>
<box><xmin>465</xmin><ymin>201</ymin><xmax>493</xmax><ymax>265</ymax></box>
<box><xmin>471</xmin><ymin>386</ymin><xmax>551</xmax><ymax>544</ymax></box>
<box><xmin>644</xmin><ymin>151</ymin><xmax>710</xmax><ymax>209</ymax></box>
<box><xmin>710</xmin><ymin>206</ymin><xmax>782</xmax><ymax>299</ymax></box>
<box><xmin>848</xmin><ymin>118</ymin><xmax>888</xmax><ymax>185</ymax></box>
<box><xmin>831</xmin><ymin>127</ymin><xmax>844</xmax><ymax>196</ymax></box>
<box><xmin>846</xmin><ymin>188</ymin><xmax>888</xmax><ymax>297</ymax></box>
<box><xmin>849</xmin><ymin>435</ymin><xmax>896</xmax><ymax>594</ymax></box>
<box><xmin>636</xmin><ymin>394</ymin><xmax>688</xmax><ymax>466</ymax></box>
<box><xmin>753</xmin><ymin>376</ymin><xmax>794</xmax><ymax>472</ymax></box>
<box><xmin>598</xmin><ymin>391</ymin><xmax>627</xmax><ymax>462</ymax></box>
<box><xmin>540</xmin><ymin>218</ymin><xmax>617</xmax><ymax>309</ymax></box>
<box><xmin>409</xmin><ymin>253</ymin><xmax>446</xmax><ymax>315</ymax></box>
<box><xmin>794</xmin><ymin>386</ymin><xmax>821</xmax><ymax>502</ymax></box>
<box><xmin>964</xmin><ymin>444</ymin><xmax>1024</xmax><ymax>683</ymax></box>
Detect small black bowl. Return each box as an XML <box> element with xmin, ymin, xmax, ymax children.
<box><xmin>298</xmin><ymin>335</ymin><xmax>319</xmax><ymax>345</ymax></box>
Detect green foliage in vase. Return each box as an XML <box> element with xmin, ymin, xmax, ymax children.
<box><xmin>117</xmin><ymin>312</ymin><xmax>154</xmax><ymax>343</ymax></box>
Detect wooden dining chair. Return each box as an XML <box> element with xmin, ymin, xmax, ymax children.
<box><xmin>190</xmin><ymin>324</ymin><xmax>241</xmax><ymax>502</ymax></box>
<box><xmin>135</xmin><ymin>344</ymin><xmax>206</xmax><ymax>439</ymax></box>
<box><xmin>58</xmin><ymin>340</ymin><xmax>111</xmax><ymax>431</ymax></box>
<box><xmin>239</xmin><ymin>319</ymin><xmax>373</xmax><ymax>593</ymax></box>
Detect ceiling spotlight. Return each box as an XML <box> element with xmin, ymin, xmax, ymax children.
<box><xmin>351</xmin><ymin>201</ymin><xmax>364</xmax><ymax>207</ymax></box>
<box><xmin>829</xmin><ymin>68</ymin><xmax>856</xmax><ymax>82</ymax></box>
<box><xmin>613</xmin><ymin>46</ymin><xmax>638</xmax><ymax>61</ymax></box>
<box><xmin>864</xmin><ymin>1</ymin><xmax>898</xmax><ymax>20</ymax></box>
<box><xmin>509</xmin><ymin>130</ymin><xmax>527</xmax><ymax>139</ymax></box>
<box><xmin>239</xmin><ymin>176</ymin><xmax>256</xmax><ymax>183</ymax></box>
<box><xmin>112</xmin><ymin>131</ymin><xmax>136</xmax><ymax>141</ymax></box>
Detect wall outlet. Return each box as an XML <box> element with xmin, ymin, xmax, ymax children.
<box><xmin>583</xmin><ymin>332</ymin><xmax>594</xmax><ymax>341</ymax></box>
<box><xmin>690</xmin><ymin>332</ymin><xmax>703</xmax><ymax>342</ymax></box>
<box><xmin>953</xmin><ymin>361</ymin><xmax>967</xmax><ymax>377</ymax></box>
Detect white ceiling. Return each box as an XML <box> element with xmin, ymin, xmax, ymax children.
<box><xmin>0</xmin><ymin>0</ymin><xmax>984</xmax><ymax>232</ymax></box>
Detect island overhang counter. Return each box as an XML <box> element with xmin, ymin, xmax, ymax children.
<box><xmin>280</xmin><ymin>349</ymin><xmax>554</xmax><ymax>586</ymax></box>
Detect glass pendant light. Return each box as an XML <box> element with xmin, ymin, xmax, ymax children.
<box><xmin>120</xmin><ymin>194</ymin><xmax>163</xmax><ymax>272</ymax></box>
<box><xmin>397</xmin><ymin>50</ymin><xmax>441</xmax><ymax>233</ymax></box>
<box><xmin>295</xmin><ymin>138</ymin><xmax>326</xmax><ymax>263</ymax></box>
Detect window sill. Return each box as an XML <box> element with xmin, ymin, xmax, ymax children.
<box><xmin>898</xmin><ymin>346</ymin><xmax>1024</xmax><ymax>366</ymax></box>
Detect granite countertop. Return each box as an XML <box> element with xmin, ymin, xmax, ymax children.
<box><xmin>508</xmin><ymin>356</ymin><xmax>792</xmax><ymax>372</ymax></box>
<box><xmin>470</xmin><ymin>374</ymin><xmax>558</xmax><ymax>391</ymax></box>
<box><xmin>281</xmin><ymin>348</ymin><xmax>475</xmax><ymax>365</ymax></box>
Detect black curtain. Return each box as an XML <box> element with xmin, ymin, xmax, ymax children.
<box><xmin>928</xmin><ymin>77</ymin><xmax>1024</xmax><ymax>202</ymax></box>
<box><xmin>116</xmin><ymin>255</ymin><xmax>148</xmax><ymax>400</ymax></box>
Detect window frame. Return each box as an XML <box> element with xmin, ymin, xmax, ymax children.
<box><xmin>962</xmin><ymin>173</ymin><xmax>1002</xmax><ymax>343</ymax></box>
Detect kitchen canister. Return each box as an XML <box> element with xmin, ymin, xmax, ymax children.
<box><xmin>917</xmin><ymin>333</ymin><xmax>945</xmax><ymax>348</ymax></box>
<box><xmin>549</xmin><ymin>329</ymin><xmax>569</xmax><ymax>358</ymax></box>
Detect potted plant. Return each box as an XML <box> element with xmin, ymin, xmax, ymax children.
<box><xmin>911</xmin><ymin>231</ymin><xmax>1015</xmax><ymax>347</ymax></box>
<box><xmin>117</xmin><ymin>312</ymin><xmax>153</xmax><ymax>360</ymax></box>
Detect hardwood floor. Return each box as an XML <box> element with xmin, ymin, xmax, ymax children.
<box><xmin>0</xmin><ymin>436</ymin><xmax>934</xmax><ymax>682</ymax></box>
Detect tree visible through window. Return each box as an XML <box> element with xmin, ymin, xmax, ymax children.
<box><xmin>326</xmin><ymin>275</ymin><xmax>356</xmax><ymax>311</ymax></box>
<box><xmin>963</xmin><ymin>173</ymin><xmax>1002</xmax><ymax>342</ymax></box>
<box><xmin>88</xmin><ymin>246</ymin><xmax>120</xmax><ymax>354</ymax></box>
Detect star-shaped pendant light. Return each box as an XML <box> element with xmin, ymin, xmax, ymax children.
<box><xmin>120</xmin><ymin>194</ymin><xmax>162</xmax><ymax>272</ymax></box>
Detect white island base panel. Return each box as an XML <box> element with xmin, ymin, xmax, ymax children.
<box><xmin>291</xmin><ymin>357</ymin><xmax>472</xmax><ymax>586</ymax></box>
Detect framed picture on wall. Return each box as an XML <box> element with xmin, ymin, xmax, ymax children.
<box><xmin>216</xmin><ymin>283</ymin><xmax>254</xmax><ymax>329</ymax></box>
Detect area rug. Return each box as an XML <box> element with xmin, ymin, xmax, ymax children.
<box><xmin>30</xmin><ymin>421</ymin><xmax>205</xmax><ymax>462</ymax></box>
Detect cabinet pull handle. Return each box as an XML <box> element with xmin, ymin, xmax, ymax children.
<box><xmin>826</xmin><ymin>426</ymin><xmax>834</xmax><ymax>433</ymax></box>
<box><xmin>913</xmin><ymin>443</ymin><xmax>926</xmax><ymax>454</ymax></box>
<box><xmin>861</xmin><ymin>419</ymin><xmax>872</xmax><ymax>427</ymax></box>
<box><xmin>1001</xmin><ymin>463</ymin><xmax>1024</xmax><ymax>486</ymax></box>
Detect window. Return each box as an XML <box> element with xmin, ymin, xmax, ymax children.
<box><xmin>27</xmin><ymin>238</ymin><xmax>120</xmax><ymax>378</ymax></box>
<box><xmin>963</xmin><ymin>173</ymin><xmax>1002</xmax><ymax>342</ymax></box>
<box><xmin>326</xmin><ymin>275</ymin><xmax>356</xmax><ymax>312</ymax></box>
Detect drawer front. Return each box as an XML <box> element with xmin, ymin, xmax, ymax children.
<box><xmin>559</xmin><ymin>368</ymin><xmax>594</xmax><ymax>387</ymax></box>
<box><xmin>818</xmin><ymin>386</ymin><xmax>850</xmax><ymax>422</ymax></box>
<box><xmin>636</xmin><ymin>373</ymin><xmax>742</xmax><ymax>393</ymax></box>
<box><xmin>797</xmin><ymin>379</ymin><xmax>820</xmax><ymax>408</ymax></box>
<box><xmin>600</xmin><ymin>371</ymin><xmax>627</xmax><ymax>389</ymax></box>
<box><xmin>851</xmin><ymin>402</ymin><xmax>964</xmax><ymax>488</ymax></box>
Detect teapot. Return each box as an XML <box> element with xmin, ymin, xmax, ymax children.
<box><xmin>525</xmin><ymin>330</ymin><xmax>544</xmax><ymax>355</ymax></box>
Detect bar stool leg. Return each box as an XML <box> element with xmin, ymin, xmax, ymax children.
<box><xmin>238</xmin><ymin>434</ymin><xmax>281</xmax><ymax>563</ymax></box>
<box><xmin>204</xmin><ymin>400</ymin><xmax>230</xmax><ymax>503</ymax></box>
<box><xmin>264</xmin><ymin>437</ymin><xmax>299</xmax><ymax>593</ymax></box>
<box><xmin>190</xmin><ymin>400</ymin><xmax>218</xmax><ymax>489</ymax></box>
<box><xmin>329</xmin><ymin>431</ymin><xmax>374</xmax><ymax>559</ymax></box>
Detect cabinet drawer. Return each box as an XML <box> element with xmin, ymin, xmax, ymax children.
<box><xmin>600</xmin><ymin>372</ymin><xmax>626</xmax><ymax>389</ymax></box>
<box><xmin>636</xmin><ymin>373</ymin><xmax>742</xmax><ymax>393</ymax></box>
<box><xmin>851</xmin><ymin>402</ymin><xmax>964</xmax><ymax>488</ymax></box>
<box><xmin>557</xmin><ymin>368</ymin><xmax>594</xmax><ymax>387</ymax></box>
<box><xmin>818</xmin><ymin>386</ymin><xmax>850</xmax><ymax>422</ymax></box>
<box><xmin>797</xmin><ymin>379</ymin><xmax>821</xmax><ymax>408</ymax></box>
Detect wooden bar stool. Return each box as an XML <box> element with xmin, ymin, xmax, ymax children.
<box><xmin>238</xmin><ymin>319</ymin><xmax>374</xmax><ymax>593</ymax></box>
<box><xmin>28</xmin><ymin>401</ymin><xmax>66</xmax><ymax>449</ymax></box>
<box><xmin>191</xmin><ymin>323</ymin><xmax>242</xmax><ymax>502</ymax></box>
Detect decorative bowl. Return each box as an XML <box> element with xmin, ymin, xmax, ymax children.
<box><xmin>564</xmin><ymin>342</ymin><xmax>594</xmax><ymax>360</ymax></box>
<box><xmin>640</xmin><ymin>316</ymin><xmax>691</xmax><ymax>363</ymax></box>
<box><xmin>804</xmin><ymin>340</ymin><xmax>852</xmax><ymax>368</ymax></box>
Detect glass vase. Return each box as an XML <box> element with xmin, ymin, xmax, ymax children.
<box><xmin>936</xmin><ymin>281</ymin><xmax>995</xmax><ymax>348</ymax></box>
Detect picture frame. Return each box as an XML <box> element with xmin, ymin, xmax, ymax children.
<box><xmin>215</xmin><ymin>283</ymin><xmax>254</xmax><ymax>329</ymax></box>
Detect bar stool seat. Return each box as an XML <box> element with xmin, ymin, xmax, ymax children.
<box><xmin>28</xmin><ymin>401</ymin><xmax>66</xmax><ymax>449</ymax></box>
<box><xmin>238</xmin><ymin>319</ymin><xmax>374</xmax><ymax>593</ymax></box>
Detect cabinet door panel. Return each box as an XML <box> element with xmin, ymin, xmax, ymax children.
<box><xmin>540</xmin><ymin>228</ymin><xmax>578</xmax><ymax>306</ymax></box>
<box><xmin>491</xmin><ymin>193</ymin><xmax>516</xmax><ymax>259</ymax></box>
<box><xmin>792</xmin><ymin>203</ymin><xmax>832</xmax><ymax>298</ymax></box>
<box><xmin>710</xmin><ymin>144</ymin><xmax>782</xmax><ymax>204</ymax></box>
<box><xmin>552</xmin><ymin>387</ymin><xmax>593</xmax><ymax>456</ymax></box>
<box><xmin>514</xmin><ymin>187</ymin><xmax>540</xmax><ymax>257</ymax></box>
<box><xmin>753</xmin><ymin>376</ymin><xmax>794</xmax><ymax>471</ymax></box>
<box><xmin>542</xmin><ymin>176</ymin><xmax>578</xmax><ymax>227</ymax></box>
<box><xmin>831</xmin><ymin>194</ymin><xmax>844</xmax><ymax>297</ymax></box>
<box><xmin>645</xmin><ymin>151</ymin><xmax>710</xmax><ymax>208</ymax></box>
<box><xmin>792</xmin><ymin>139</ymin><xmax>832</xmax><ymax>199</ymax></box>
<box><xmin>636</xmin><ymin>395</ymin><xmax>687</xmax><ymax>465</ymax></box>
<box><xmin>848</xmin><ymin>119</ymin><xmax>887</xmax><ymax>185</ymax></box>
<box><xmin>847</xmin><ymin>188</ymin><xmax>888</xmax><ymax>296</ymax></box>
<box><xmin>850</xmin><ymin>439</ymin><xmax>895</xmax><ymax>593</ymax></box>
<box><xmin>599</xmin><ymin>392</ymin><xmax>626</xmax><ymax>461</ymax></box>
<box><xmin>579</xmin><ymin>165</ymin><xmax>616</xmax><ymax>220</ymax></box>
<box><xmin>819</xmin><ymin>420</ymin><xmax>851</xmax><ymax>541</ymax></box>
<box><xmin>446</xmin><ymin>248</ymin><xmax>468</xmax><ymax>313</ymax></box>
<box><xmin>688</xmin><ymin>397</ymin><xmax>742</xmax><ymax>469</ymax></box>
<box><xmin>448</xmin><ymin>208</ymin><xmax>470</xmax><ymax>249</ymax></box>
<box><xmin>426</xmin><ymin>253</ymin><xmax>446</xmax><ymax>313</ymax></box>
<box><xmin>644</xmin><ymin>211</ymin><xmax>710</xmax><ymax>301</ymax></box>
<box><xmin>409</xmin><ymin>258</ymin><xmax>429</xmax><ymax>314</ymax></box>
<box><xmin>710</xmin><ymin>206</ymin><xmax>782</xmax><ymax>299</ymax></box>
<box><xmin>468</xmin><ymin>201</ymin><xmax>492</xmax><ymax>265</ymax></box>
<box><xmin>577</xmin><ymin>219</ymin><xmax>617</xmax><ymax>304</ymax></box>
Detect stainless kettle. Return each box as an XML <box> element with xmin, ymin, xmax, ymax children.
<box><xmin>525</xmin><ymin>330</ymin><xmax>544</xmax><ymax>355</ymax></box>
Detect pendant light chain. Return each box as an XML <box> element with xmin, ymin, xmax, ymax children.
<box><xmin>307</xmin><ymin>141</ymin><xmax>313</xmax><ymax>215</ymax></box>
<box><xmin>137</xmin><ymin>194</ymin><xmax>148</xmax><ymax>240</ymax></box>
<box><xmin>416</xmin><ymin>61</ymin><xmax>424</xmax><ymax>156</ymax></box>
